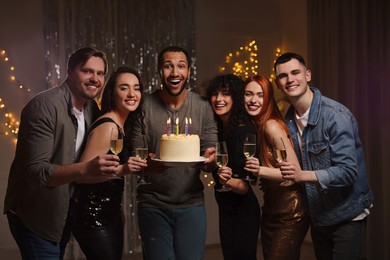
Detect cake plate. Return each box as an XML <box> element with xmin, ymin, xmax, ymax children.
<box><xmin>151</xmin><ymin>156</ymin><xmax>207</xmax><ymax>167</ymax></box>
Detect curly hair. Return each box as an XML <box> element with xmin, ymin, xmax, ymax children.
<box><xmin>206</xmin><ymin>74</ymin><xmax>247</xmax><ymax>139</ymax></box>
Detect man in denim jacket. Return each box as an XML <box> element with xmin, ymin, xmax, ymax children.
<box><xmin>274</xmin><ymin>52</ymin><xmax>374</xmax><ymax>260</ymax></box>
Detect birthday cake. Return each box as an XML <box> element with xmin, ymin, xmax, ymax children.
<box><xmin>160</xmin><ymin>134</ymin><xmax>200</xmax><ymax>161</ymax></box>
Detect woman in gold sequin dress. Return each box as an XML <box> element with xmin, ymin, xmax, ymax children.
<box><xmin>243</xmin><ymin>75</ymin><xmax>310</xmax><ymax>260</ymax></box>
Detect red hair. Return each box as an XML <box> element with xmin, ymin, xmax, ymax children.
<box><xmin>244</xmin><ymin>75</ymin><xmax>291</xmax><ymax>166</ymax></box>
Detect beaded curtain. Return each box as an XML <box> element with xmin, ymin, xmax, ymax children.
<box><xmin>43</xmin><ymin>0</ymin><xmax>195</xmax><ymax>258</ymax></box>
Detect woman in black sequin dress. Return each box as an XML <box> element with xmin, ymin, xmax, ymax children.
<box><xmin>69</xmin><ymin>66</ymin><xmax>146</xmax><ymax>260</ymax></box>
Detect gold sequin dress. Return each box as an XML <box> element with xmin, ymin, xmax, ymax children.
<box><xmin>260</xmin><ymin>150</ymin><xmax>310</xmax><ymax>260</ymax></box>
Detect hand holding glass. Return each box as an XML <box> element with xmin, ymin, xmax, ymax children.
<box><xmin>242</xmin><ymin>133</ymin><xmax>256</xmax><ymax>182</ymax></box>
<box><xmin>216</xmin><ymin>141</ymin><xmax>231</xmax><ymax>192</ymax></box>
<box><xmin>135</xmin><ymin>135</ymin><xmax>149</xmax><ymax>185</ymax></box>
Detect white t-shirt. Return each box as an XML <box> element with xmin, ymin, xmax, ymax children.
<box><xmin>294</xmin><ymin>107</ymin><xmax>310</xmax><ymax>151</ymax></box>
<box><xmin>71</xmin><ymin>107</ymin><xmax>85</xmax><ymax>159</ymax></box>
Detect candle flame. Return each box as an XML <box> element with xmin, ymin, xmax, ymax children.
<box><xmin>176</xmin><ymin>118</ymin><xmax>179</xmax><ymax>125</ymax></box>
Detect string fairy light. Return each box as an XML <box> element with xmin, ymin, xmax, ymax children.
<box><xmin>269</xmin><ymin>47</ymin><xmax>282</xmax><ymax>82</ymax></box>
<box><xmin>267</xmin><ymin>47</ymin><xmax>287</xmax><ymax>113</ymax></box>
<box><xmin>220</xmin><ymin>40</ymin><xmax>259</xmax><ymax>78</ymax></box>
<box><xmin>0</xmin><ymin>48</ymin><xmax>29</xmax><ymax>142</ymax></box>
<box><xmin>1</xmin><ymin>49</ymin><xmax>32</xmax><ymax>92</ymax></box>
<box><xmin>0</xmin><ymin>97</ymin><xmax>19</xmax><ymax>143</ymax></box>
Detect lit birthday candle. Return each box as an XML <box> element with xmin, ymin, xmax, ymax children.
<box><xmin>189</xmin><ymin>117</ymin><xmax>192</xmax><ymax>135</ymax></box>
<box><xmin>175</xmin><ymin>117</ymin><xmax>179</xmax><ymax>135</ymax></box>
<box><xmin>185</xmin><ymin>117</ymin><xmax>189</xmax><ymax>135</ymax></box>
<box><xmin>166</xmin><ymin>117</ymin><xmax>171</xmax><ymax>135</ymax></box>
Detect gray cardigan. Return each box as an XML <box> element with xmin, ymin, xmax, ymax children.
<box><xmin>4</xmin><ymin>82</ymin><xmax>99</xmax><ymax>241</ymax></box>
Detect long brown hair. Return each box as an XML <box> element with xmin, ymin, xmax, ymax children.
<box><xmin>244</xmin><ymin>75</ymin><xmax>291</xmax><ymax>167</ymax></box>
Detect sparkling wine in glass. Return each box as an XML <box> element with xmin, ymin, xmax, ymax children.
<box><xmin>216</xmin><ymin>153</ymin><xmax>229</xmax><ymax>168</ymax></box>
<box><xmin>216</xmin><ymin>141</ymin><xmax>231</xmax><ymax>192</ymax></box>
<box><xmin>135</xmin><ymin>135</ymin><xmax>149</xmax><ymax>185</ymax></box>
<box><xmin>135</xmin><ymin>147</ymin><xmax>148</xmax><ymax>160</ymax></box>
<box><xmin>244</xmin><ymin>141</ymin><xmax>256</xmax><ymax>158</ymax></box>
<box><xmin>110</xmin><ymin>127</ymin><xmax>123</xmax><ymax>155</ymax></box>
<box><xmin>242</xmin><ymin>133</ymin><xmax>256</xmax><ymax>182</ymax></box>
<box><xmin>272</xmin><ymin>137</ymin><xmax>287</xmax><ymax>163</ymax></box>
<box><xmin>272</xmin><ymin>137</ymin><xmax>292</xmax><ymax>186</ymax></box>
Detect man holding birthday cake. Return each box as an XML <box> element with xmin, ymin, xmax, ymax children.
<box><xmin>129</xmin><ymin>46</ymin><xmax>218</xmax><ymax>260</ymax></box>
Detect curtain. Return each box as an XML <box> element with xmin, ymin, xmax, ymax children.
<box><xmin>42</xmin><ymin>1</ymin><xmax>195</xmax><ymax>258</ymax></box>
<box><xmin>43</xmin><ymin>0</ymin><xmax>197</xmax><ymax>93</ymax></box>
<box><xmin>308</xmin><ymin>0</ymin><xmax>390</xmax><ymax>259</ymax></box>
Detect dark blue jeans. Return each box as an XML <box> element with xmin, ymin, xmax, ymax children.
<box><xmin>7</xmin><ymin>213</ymin><xmax>71</xmax><ymax>260</ymax></box>
<box><xmin>311</xmin><ymin>218</ymin><xmax>367</xmax><ymax>260</ymax></box>
<box><xmin>138</xmin><ymin>205</ymin><xmax>206</xmax><ymax>260</ymax></box>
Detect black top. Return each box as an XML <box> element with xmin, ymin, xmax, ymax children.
<box><xmin>70</xmin><ymin>117</ymin><xmax>130</xmax><ymax>229</ymax></box>
<box><xmin>213</xmin><ymin>123</ymin><xmax>259</xmax><ymax>211</ymax></box>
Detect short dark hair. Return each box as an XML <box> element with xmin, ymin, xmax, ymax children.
<box><xmin>157</xmin><ymin>46</ymin><xmax>191</xmax><ymax>71</ymax></box>
<box><xmin>273</xmin><ymin>52</ymin><xmax>306</xmax><ymax>73</ymax></box>
<box><xmin>67</xmin><ymin>47</ymin><xmax>108</xmax><ymax>75</ymax></box>
<box><xmin>100</xmin><ymin>66</ymin><xmax>144</xmax><ymax>114</ymax></box>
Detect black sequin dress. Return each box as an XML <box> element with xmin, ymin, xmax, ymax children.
<box><xmin>69</xmin><ymin>118</ymin><xmax>130</xmax><ymax>260</ymax></box>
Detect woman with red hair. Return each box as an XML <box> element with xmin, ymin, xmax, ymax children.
<box><xmin>244</xmin><ymin>75</ymin><xmax>309</xmax><ymax>260</ymax></box>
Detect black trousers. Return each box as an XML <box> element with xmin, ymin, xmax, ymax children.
<box><xmin>311</xmin><ymin>218</ymin><xmax>367</xmax><ymax>260</ymax></box>
<box><xmin>72</xmin><ymin>221</ymin><xmax>123</xmax><ymax>260</ymax></box>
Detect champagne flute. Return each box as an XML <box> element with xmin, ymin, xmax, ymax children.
<box><xmin>135</xmin><ymin>135</ymin><xmax>149</xmax><ymax>185</ymax></box>
<box><xmin>272</xmin><ymin>137</ymin><xmax>292</xmax><ymax>186</ymax></box>
<box><xmin>272</xmin><ymin>137</ymin><xmax>287</xmax><ymax>163</ymax></box>
<box><xmin>242</xmin><ymin>133</ymin><xmax>257</xmax><ymax>182</ymax></box>
<box><xmin>110</xmin><ymin>127</ymin><xmax>123</xmax><ymax>155</ymax></box>
<box><xmin>216</xmin><ymin>141</ymin><xmax>231</xmax><ymax>192</ymax></box>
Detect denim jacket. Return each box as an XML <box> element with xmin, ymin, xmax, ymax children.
<box><xmin>285</xmin><ymin>87</ymin><xmax>374</xmax><ymax>226</ymax></box>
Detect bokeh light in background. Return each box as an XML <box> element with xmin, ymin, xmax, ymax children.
<box><xmin>0</xmin><ymin>49</ymin><xmax>27</xmax><ymax>143</ymax></box>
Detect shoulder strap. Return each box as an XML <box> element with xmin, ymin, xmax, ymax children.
<box><xmin>88</xmin><ymin>117</ymin><xmax>119</xmax><ymax>134</ymax></box>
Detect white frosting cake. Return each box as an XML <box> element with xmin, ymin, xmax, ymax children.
<box><xmin>160</xmin><ymin>134</ymin><xmax>200</xmax><ymax>161</ymax></box>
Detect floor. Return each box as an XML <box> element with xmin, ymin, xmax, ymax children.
<box><xmin>3</xmin><ymin>241</ymin><xmax>316</xmax><ymax>259</ymax></box>
<box><xmin>129</xmin><ymin>241</ymin><xmax>316</xmax><ymax>259</ymax></box>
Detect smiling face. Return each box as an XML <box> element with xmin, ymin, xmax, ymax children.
<box><xmin>160</xmin><ymin>51</ymin><xmax>190</xmax><ymax>96</ymax></box>
<box><xmin>274</xmin><ymin>58</ymin><xmax>311</xmax><ymax>100</ymax></box>
<box><xmin>244</xmin><ymin>81</ymin><xmax>264</xmax><ymax>117</ymax></box>
<box><xmin>210</xmin><ymin>90</ymin><xmax>233</xmax><ymax>121</ymax></box>
<box><xmin>67</xmin><ymin>56</ymin><xmax>106</xmax><ymax>109</ymax></box>
<box><xmin>112</xmin><ymin>72</ymin><xmax>141</xmax><ymax>114</ymax></box>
